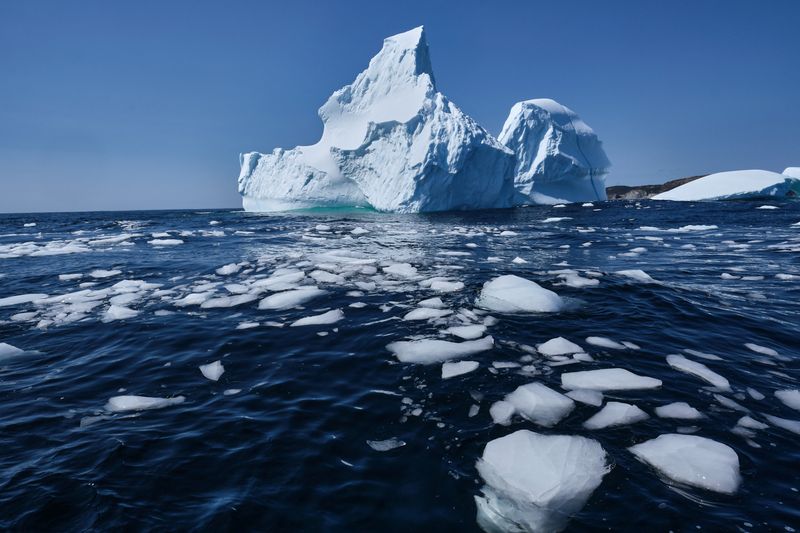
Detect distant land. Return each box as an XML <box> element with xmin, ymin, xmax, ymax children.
<box><xmin>606</xmin><ymin>176</ymin><xmax>705</xmax><ymax>200</ymax></box>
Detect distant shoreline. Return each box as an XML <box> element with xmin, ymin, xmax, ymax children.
<box><xmin>606</xmin><ymin>175</ymin><xmax>706</xmax><ymax>200</ymax></box>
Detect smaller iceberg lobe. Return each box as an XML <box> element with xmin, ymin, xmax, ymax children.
<box><xmin>499</xmin><ymin>99</ymin><xmax>610</xmax><ymax>204</ymax></box>
<box><xmin>653</xmin><ymin>169</ymin><xmax>800</xmax><ymax>201</ymax></box>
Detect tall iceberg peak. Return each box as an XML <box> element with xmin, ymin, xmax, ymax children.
<box><xmin>499</xmin><ymin>99</ymin><xmax>610</xmax><ymax>205</ymax></box>
<box><xmin>238</xmin><ymin>28</ymin><xmax>609</xmax><ymax>212</ymax></box>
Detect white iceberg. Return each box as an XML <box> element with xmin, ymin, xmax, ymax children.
<box><xmin>498</xmin><ymin>99</ymin><xmax>609</xmax><ymax>205</ymax></box>
<box><xmin>783</xmin><ymin>167</ymin><xmax>800</xmax><ymax>179</ymax></box>
<box><xmin>629</xmin><ymin>434</ymin><xmax>741</xmax><ymax>494</ymax></box>
<box><xmin>238</xmin><ymin>27</ymin><xmax>609</xmax><ymax>213</ymax></box>
<box><xmin>475</xmin><ymin>430</ymin><xmax>609</xmax><ymax>533</ymax></box>
<box><xmin>476</xmin><ymin>275</ymin><xmax>564</xmax><ymax>313</ymax></box>
<box><xmin>653</xmin><ymin>169</ymin><xmax>800</xmax><ymax>201</ymax></box>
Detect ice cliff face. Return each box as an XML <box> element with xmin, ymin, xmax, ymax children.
<box><xmin>498</xmin><ymin>99</ymin><xmax>610</xmax><ymax>204</ymax></box>
<box><xmin>238</xmin><ymin>27</ymin><xmax>608</xmax><ymax>212</ymax></box>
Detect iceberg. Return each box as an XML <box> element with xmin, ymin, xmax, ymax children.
<box><xmin>238</xmin><ymin>27</ymin><xmax>609</xmax><ymax>212</ymax></box>
<box><xmin>498</xmin><ymin>99</ymin><xmax>609</xmax><ymax>204</ymax></box>
<box><xmin>783</xmin><ymin>167</ymin><xmax>800</xmax><ymax>179</ymax></box>
<box><xmin>652</xmin><ymin>169</ymin><xmax>800</xmax><ymax>201</ymax></box>
<box><xmin>475</xmin><ymin>430</ymin><xmax>609</xmax><ymax>533</ymax></box>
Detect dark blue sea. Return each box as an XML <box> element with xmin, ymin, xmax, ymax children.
<box><xmin>0</xmin><ymin>201</ymin><xmax>799</xmax><ymax>531</ymax></box>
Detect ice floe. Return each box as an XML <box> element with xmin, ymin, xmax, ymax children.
<box><xmin>0</xmin><ymin>342</ymin><xmax>25</xmax><ymax>359</ymax></box>
<box><xmin>629</xmin><ymin>434</ymin><xmax>741</xmax><ymax>494</ymax></box>
<box><xmin>537</xmin><ymin>337</ymin><xmax>582</xmax><ymax>356</ymax></box>
<box><xmin>493</xmin><ymin>382</ymin><xmax>575</xmax><ymax>427</ymax></box>
<box><xmin>444</xmin><ymin>324</ymin><xmax>487</xmax><ymax>340</ymax></box>
<box><xmin>476</xmin><ymin>275</ymin><xmax>564</xmax><ymax>313</ymax></box>
<box><xmin>475</xmin><ymin>430</ymin><xmax>609</xmax><ymax>533</ymax></box>
<box><xmin>290</xmin><ymin>309</ymin><xmax>344</xmax><ymax>327</ymax></box>
<box><xmin>583</xmin><ymin>401</ymin><xmax>649</xmax><ymax>430</ymax></box>
<box><xmin>105</xmin><ymin>395</ymin><xmax>186</xmax><ymax>412</ymax></box>
<box><xmin>387</xmin><ymin>336</ymin><xmax>494</xmax><ymax>364</ymax></box>
<box><xmin>0</xmin><ymin>293</ymin><xmax>48</xmax><ymax>307</ymax></box>
<box><xmin>403</xmin><ymin>308</ymin><xmax>452</xmax><ymax>321</ymax></box>
<box><xmin>441</xmin><ymin>360</ymin><xmax>479</xmax><ymax>379</ymax></box>
<box><xmin>565</xmin><ymin>389</ymin><xmax>603</xmax><ymax>407</ymax></box>
<box><xmin>258</xmin><ymin>287</ymin><xmax>327</xmax><ymax>310</ymax></box>
<box><xmin>561</xmin><ymin>368</ymin><xmax>662</xmax><ymax>391</ymax></box>
<box><xmin>666</xmin><ymin>354</ymin><xmax>730</xmax><ymax>390</ymax></box>
<box><xmin>585</xmin><ymin>336</ymin><xmax>626</xmax><ymax>350</ymax></box>
<box><xmin>367</xmin><ymin>438</ymin><xmax>406</xmax><ymax>452</ymax></box>
<box><xmin>199</xmin><ymin>360</ymin><xmax>225</xmax><ymax>381</ymax></box>
<box><xmin>655</xmin><ymin>402</ymin><xmax>704</xmax><ymax>419</ymax></box>
<box><xmin>775</xmin><ymin>389</ymin><xmax>800</xmax><ymax>411</ymax></box>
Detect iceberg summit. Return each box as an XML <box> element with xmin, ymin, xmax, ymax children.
<box><xmin>238</xmin><ymin>27</ymin><xmax>610</xmax><ymax>213</ymax></box>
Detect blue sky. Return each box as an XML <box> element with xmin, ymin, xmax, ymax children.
<box><xmin>1</xmin><ymin>0</ymin><xmax>798</xmax><ymax>213</ymax></box>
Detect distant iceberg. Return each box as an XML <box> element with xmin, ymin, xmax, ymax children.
<box><xmin>653</xmin><ymin>169</ymin><xmax>800</xmax><ymax>201</ymax></box>
<box><xmin>238</xmin><ymin>27</ymin><xmax>609</xmax><ymax>213</ymax></box>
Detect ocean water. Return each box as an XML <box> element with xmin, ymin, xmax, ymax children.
<box><xmin>0</xmin><ymin>201</ymin><xmax>798</xmax><ymax>531</ymax></box>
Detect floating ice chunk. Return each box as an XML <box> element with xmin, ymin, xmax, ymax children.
<box><xmin>351</xmin><ymin>227</ymin><xmax>369</xmax><ymax>235</ymax></box>
<box><xmin>224</xmin><ymin>389</ymin><xmax>241</xmax><ymax>396</ymax></box>
<box><xmin>442</xmin><ymin>360</ymin><xmax>479</xmax><ymax>379</ymax></box>
<box><xmin>199</xmin><ymin>360</ymin><xmax>225</xmax><ymax>381</ymax></box>
<box><xmin>757</xmin><ymin>205</ymin><xmax>779</xmax><ymax>209</ymax></box>
<box><xmin>258</xmin><ymin>287</ymin><xmax>327</xmax><ymax>310</ymax></box>
<box><xmin>565</xmin><ymin>389</ymin><xmax>603</xmax><ymax>407</ymax></box>
<box><xmin>615</xmin><ymin>269</ymin><xmax>657</xmax><ymax>283</ymax></box>
<box><xmin>105</xmin><ymin>395</ymin><xmax>186</xmax><ymax>412</ymax></box>
<box><xmin>583</xmin><ymin>401</ymin><xmax>649</xmax><ymax>430</ymax></box>
<box><xmin>476</xmin><ymin>275</ymin><xmax>564</xmax><ymax>313</ymax></box>
<box><xmin>387</xmin><ymin>336</ymin><xmax>494</xmax><ymax>364</ymax></box>
<box><xmin>666</xmin><ymin>354</ymin><xmax>730</xmax><ymax>390</ymax></box>
<box><xmin>537</xmin><ymin>337</ymin><xmax>582</xmax><ymax>356</ymax></box>
<box><xmin>714</xmin><ymin>394</ymin><xmax>748</xmax><ymax>412</ymax></box>
<box><xmin>102</xmin><ymin>305</ymin><xmax>138</xmax><ymax>322</ymax></box>
<box><xmin>501</xmin><ymin>382</ymin><xmax>575</xmax><ymax>427</ymax></box>
<box><xmin>0</xmin><ymin>342</ymin><xmax>25</xmax><ymax>359</ymax></box>
<box><xmin>764</xmin><ymin>414</ymin><xmax>800</xmax><ymax>435</ymax></box>
<box><xmin>174</xmin><ymin>291</ymin><xmax>214</xmax><ymax>307</ymax></box>
<box><xmin>59</xmin><ymin>273</ymin><xmax>83</xmax><ymax>281</ymax></box>
<box><xmin>383</xmin><ymin>263</ymin><xmax>418</xmax><ymax>278</ymax></box>
<box><xmin>367</xmin><ymin>438</ymin><xmax>406</xmax><ymax>452</ymax></box>
<box><xmin>148</xmin><ymin>239</ymin><xmax>184</xmax><ymax>246</ymax></box>
<box><xmin>23</xmin><ymin>222</ymin><xmax>36</xmax><ymax>227</ymax></box>
<box><xmin>655</xmin><ymin>402</ymin><xmax>703</xmax><ymax>419</ymax></box>
<box><xmin>469</xmin><ymin>404</ymin><xmax>480</xmax><ymax>417</ymax></box>
<box><xmin>236</xmin><ymin>321</ymin><xmax>259</xmax><ymax>330</ymax></box>
<box><xmin>290</xmin><ymin>309</ymin><xmax>344</xmax><ymax>327</ymax></box>
<box><xmin>585</xmin><ymin>336</ymin><xmax>626</xmax><ymax>350</ymax></box>
<box><xmin>561</xmin><ymin>368</ymin><xmax>662</xmax><ymax>391</ymax></box>
<box><xmin>511</xmin><ymin>256</ymin><xmax>528</xmax><ymax>264</ymax></box>
<box><xmin>628</xmin><ymin>434</ymin><xmax>741</xmax><ymax>494</ymax></box>
<box><xmin>216</xmin><ymin>263</ymin><xmax>242</xmax><ymax>276</ymax></box>
<box><xmin>775</xmin><ymin>389</ymin><xmax>800</xmax><ymax>411</ymax></box>
<box><xmin>744</xmin><ymin>343</ymin><xmax>779</xmax><ymax>357</ymax></box>
<box><xmin>489</xmin><ymin>400</ymin><xmax>516</xmax><ymax>425</ymax></box>
<box><xmin>683</xmin><ymin>348</ymin><xmax>723</xmax><ymax>361</ymax></box>
<box><xmin>747</xmin><ymin>387</ymin><xmax>765</xmax><ymax>400</ymax></box>
<box><xmin>542</xmin><ymin>217</ymin><xmax>572</xmax><ymax>223</ymax></box>
<box><xmin>403</xmin><ymin>308</ymin><xmax>452</xmax><ymax>321</ymax></box>
<box><xmin>475</xmin><ymin>430</ymin><xmax>609</xmax><ymax>533</ymax></box>
<box><xmin>499</xmin><ymin>230</ymin><xmax>517</xmax><ymax>236</ymax></box>
<box><xmin>418</xmin><ymin>297</ymin><xmax>445</xmax><ymax>309</ymax></box>
<box><xmin>310</xmin><ymin>270</ymin><xmax>345</xmax><ymax>284</ymax></box>
<box><xmin>0</xmin><ymin>293</ymin><xmax>48</xmax><ymax>307</ymax></box>
<box><xmin>444</xmin><ymin>324</ymin><xmax>487</xmax><ymax>340</ymax></box>
<box><xmin>430</xmin><ymin>280</ymin><xmax>464</xmax><ymax>293</ymax></box>
<box><xmin>737</xmin><ymin>416</ymin><xmax>768</xmax><ymax>430</ymax></box>
<box><xmin>201</xmin><ymin>293</ymin><xmax>259</xmax><ymax>309</ymax></box>
<box><xmin>90</xmin><ymin>269</ymin><xmax>122</xmax><ymax>279</ymax></box>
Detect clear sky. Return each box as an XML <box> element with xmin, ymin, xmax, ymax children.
<box><xmin>1</xmin><ymin>0</ymin><xmax>798</xmax><ymax>213</ymax></box>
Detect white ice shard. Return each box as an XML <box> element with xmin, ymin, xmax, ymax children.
<box><xmin>199</xmin><ymin>360</ymin><xmax>225</xmax><ymax>381</ymax></box>
<box><xmin>498</xmin><ymin>99</ymin><xmax>610</xmax><ymax>204</ymax></box>
<box><xmin>238</xmin><ymin>27</ymin><xmax>514</xmax><ymax>213</ymax></box>
<box><xmin>475</xmin><ymin>430</ymin><xmax>609</xmax><ymax>533</ymax></box>
<box><xmin>238</xmin><ymin>27</ymin><xmax>610</xmax><ymax>213</ymax></box>
<box><xmin>629</xmin><ymin>434</ymin><xmax>741</xmax><ymax>494</ymax></box>
<box><xmin>653</xmin><ymin>169</ymin><xmax>800</xmax><ymax>201</ymax></box>
<box><xmin>583</xmin><ymin>401</ymin><xmax>649</xmax><ymax>430</ymax></box>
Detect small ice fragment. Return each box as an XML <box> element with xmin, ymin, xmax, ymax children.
<box><xmin>148</xmin><ymin>239</ymin><xmax>184</xmax><ymax>246</ymax></box>
<box><xmin>747</xmin><ymin>387</ymin><xmax>765</xmax><ymax>400</ymax></box>
<box><xmin>621</xmin><ymin>341</ymin><xmax>641</xmax><ymax>350</ymax></box>
<box><xmin>290</xmin><ymin>309</ymin><xmax>344</xmax><ymax>327</ymax></box>
<box><xmin>59</xmin><ymin>273</ymin><xmax>83</xmax><ymax>281</ymax></box>
<box><xmin>430</xmin><ymin>280</ymin><xmax>464</xmax><ymax>293</ymax></box>
<box><xmin>403</xmin><ymin>308</ymin><xmax>452</xmax><ymax>321</ymax></box>
<box><xmin>714</xmin><ymin>394</ymin><xmax>748</xmax><ymax>412</ymax></box>
<box><xmin>216</xmin><ymin>263</ymin><xmax>242</xmax><ymax>276</ymax></box>
<box><xmin>737</xmin><ymin>416</ymin><xmax>768</xmax><ymax>430</ymax></box>
<box><xmin>351</xmin><ymin>227</ymin><xmax>369</xmax><ymax>235</ymax></box>
<box><xmin>583</xmin><ymin>401</ymin><xmax>649</xmax><ymax>430</ymax></box>
<box><xmin>655</xmin><ymin>402</ymin><xmax>703</xmax><ymax>420</ymax></box>
<box><xmin>683</xmin><ymin>348</ymin><xmax>723</xmax><ymax>361</ymax></box>
<box><xmin>199</xmin><ymin>360</ymin><xmax>225</xmax><ymax>381</ymax></box>
<box><xmin>615</xmin><ymin>269</ymin><xmax>656</xmax><ymax>283</ymax></box>
<box><xmin>468</xmin><ymin>404</ymin><xmax>480</xmax><ymax>417</ymax></box>
<box><xmin>367</xmin><ymin>438</ymin><xmax>405</xmax><ymax>451</ymax></box>
<box><xmin>585</xmin><ymin>336</ymin><xmax>627</xmax><ymax>350</ymax></box>
<box><xmin>666</xmin><ymin>354</ymin><xmax>730</xmax><ymax>390</ymax></box>
<box><xmin>442</xmin><ymin>360</ymin><xmax>479</xmax><ymax>379</ymax></box>
<box><xmin>236</xmin><ymin>322</ymin><xmax>259</xmax><ymax>330</ymax></box>
<box><xmin>744</xmin><ymin>343</ymin><xmax>779</xmax><ymax>357</ymax></box>
<box><xmin>223</xmin><ymin>389</ymin><xmax>241</xmax><ymax>396</ymax></box>
<box><xmin>561</xmin><ymin>368</ymin><xmax>662</xmax><ymax>391</ymax></box>
<box><xmin>475</xmin><ymin>430</ymin><xmax>609</xmax><ymax>533</ymax></box>
<box><xmin>476</xmin><ymin>275</ymin><xmax>564</xmax><ymax>313</ymax></box>
<box><xmin>499</xmin><ymin>230</ymin><xmax>517</xmax><ymax>236</ymax></box>
<box><xmin>258</xmin><ymin>287</ymin><xmax>327</xmax><ymax>310</ymax></box>
<box><xmin>489</xmin><ymin>400</ymin><xmax>516</xmax><ymax>425</ymax></box>
<box><xmin>102</xmin><ymin>305</ymin><xmax>138</xmax><ymax>322</ymax></box>
<box><xmin>0</xmin><ymin>342</ymin><xmax>25</xmax><ymax>359</ymax></box>
<box><xmin>105</xmin><ymin>395</ymin><xmax>186</xmax><ymax>412</ymax></box>
<box><xmin>500</xmin><ymin>382</ymin><xmax>575</xmax><ymax>427</ymax></box>
<box><xmin>383</xmin><ymin>263</ymin><xmax>418</xmax><ymax>278</ymax></box>
<box><xmin>418</xmin><ymin>297</ymin><xmax>445</xmax><ymax>309</ymax></box>
<box><xmin>0</xmin><ymin>293</ymin><xmax>49</xmax><ymax>307</ymax></box>
<box><xmin>511</xmin><ymin>256</ymin><xmax>528</xmax><ymax>264</ymax></box>
<box><xmin>537</xmin><ymin>337</ymin><xmax>582</xmax><ymax>356</ymax></box>
<box><xmin>565</xmin><ymin>389</ymin><xmax>603</xmax><ymax>407</ymax></box>
<box><xmin>387</xmin><ymin>336</ymin><xmax>494</xmax><ymax>364</ymax></box>
<box><xmin>764</xmin><ymin>414</ymin><xmax>800</xmax><ymax>435</ymax></box>
<box><xmin>775</xmin><ymin>389</ymin><xmax>800</xmax><ymax>411</ymax></box>
<box><xmin>542</xmin><ymin>217</ymin><xmax>571</xmax><ymax>223</ymax></box>
<box><xmin>90</xmin><ymin>269</ymin><xmax>122</xmax><ymax>279</ymax></box>
<box><xmin>444</xmin><ymin>325</ymin><xmax>487</xmax><ymax>340</ymax></box>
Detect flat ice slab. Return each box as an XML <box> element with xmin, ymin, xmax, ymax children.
<box><xmin>655</xmin><ymin>402</ymin><xmax>704</xmax><ymax>420</ymax></box>
<box><xmin>476</xmin><ymin>275</ymin><xmax>564</xmax><ymax>313</ymax></box>
<box><xmin>561</xmin><ymin>368</ymin><xmax>662</xmax><ymax>391</ymax></box>
<box><xmin>498</xmin><ymin>382</ymin><xmax>575</xmax><ymax>427</ymax></box>
<box><xmin>476</xmin><ymin>430</ymin><xmax>609</xmax><ymax>533</ymax></box>
<box><xmin>653</xmin><ymin>169</ymin><xmax>799</xmax><ymax>201</ymax></box>
<box><xmin>105</xmin><ymin>395</ymin><xmax>186</xmax><ymax>412</ymax></box>
<box><xmin>629</xmin><ymin>434</ymin><xmax>741</xmax><ymax>494</ymax></box>
<box><xmin>387</xmin><ymin>336</ymin><xmax>493</xmax><ymax>364</ymax></box>
<box><xmin>441</xmin><ymin>360</ymin><xmax>479</xmax><ymax>379</ymax></box>
<box><xmin>583</xmin><ymin>401</ymin><xmax>649</xmax><ymax>429</ymax></box>
<box><xmin>666</xmin><ymin>354</ymin><xmax>730</xmax><ymax>390</ymax></box>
